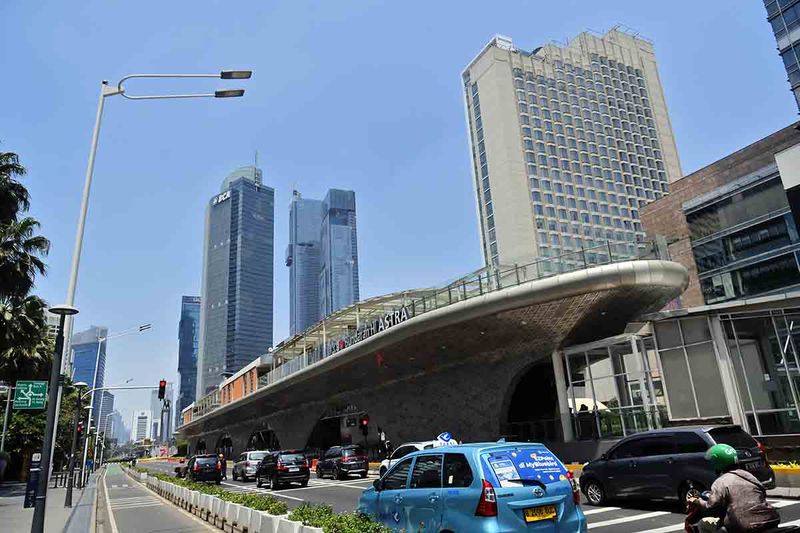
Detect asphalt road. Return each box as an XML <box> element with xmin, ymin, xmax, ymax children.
<box><xmin>139</xmin><ymin>460</ymin><xmax>800</xmax><ymax>532</ymax></box>
<box><xmin>98</xmin><ymin>463</ymin><xmax>212</xmax><ymax>532</ymax></box>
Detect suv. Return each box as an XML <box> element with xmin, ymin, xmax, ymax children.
<box><xmin>317</xmin><ymin>445</ymin><xmax>369</xmax><ymax>480</ymax></box>
<box><xmin>255</xmin><ymin>450</ymin><xmax>310</xmax><ymax>489</ymax></box>
<box><xmin>186</xmin><ymin>454</ymin><xmax>222</xmax><ymax>484</ymax></box>
<box><xmin>378</xmin><ymin>441</ymin><xmax>438</xmax><ymax>477</ymax></box>
<box><xmin>579</xmin><ymin>425</ymin><xmax>775</xmax><ymax>506</ymax></box>
<box><xmin>359</xmin><ymin>442</ymin><xmax>586</xmax><ymax>532</ymax></box>
<box><xmin>232</xmin><ymin>450</ymin><xmax>269</xmax><ymax>482</ymax></box>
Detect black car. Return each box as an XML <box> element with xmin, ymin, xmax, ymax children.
<box><xmin>185</xmin><ymin>454</ymin><xmax>222</xmax><ymax>484</ymax></box>
<box><xmin>316</xmin><ymin>445</ymin><xmax>368</xmax><ymax>480</ymax></box>
<box><xmin>579</xmin><ymin>425</ymin><xmax>775</xmax><ymax>506</ymax></box>
<box><xmin>255</xmin><ymin>450</ymin><xmax>310</xmax><ymax>489</ymax></box>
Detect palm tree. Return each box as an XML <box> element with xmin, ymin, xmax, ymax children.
<box><xmin>0</xmin><ymin>217</ymin><xmax>49</xmax><ymax>299</ymax></box>
<box><xmin>0</xmin><ymin>295</ymin><xmax>51</xmax><ymax>384</ymax></box>
<box><xmin>0</xmin><ymin>151</ymin><xmax>30</xmax><ymax>225</ymax></box>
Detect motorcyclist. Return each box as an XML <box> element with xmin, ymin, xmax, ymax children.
<box><xmin>687</xmin><ymin>443</ymin><xmax>779</xmax><ymax>532</ymax></box>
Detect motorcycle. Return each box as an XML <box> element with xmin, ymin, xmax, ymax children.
<box><xmin>684</xmin><ymin>487</ymin><xmax>800</xmax><ymax>533</ymax></box>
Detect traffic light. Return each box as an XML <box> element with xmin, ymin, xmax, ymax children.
<box><xmin>77</xmin><ymin>421</ymin><xmax>84</xmax><ymax>435</ymax></box>
<box><xmin>158</xmin><ymin>380</ymin><xmax>167</xmax><ymax>400</ymax></box>
<box><xmin>359</xmin><ymin>415</ymin><xmax>369</xmax><ymax>436</ymax></box>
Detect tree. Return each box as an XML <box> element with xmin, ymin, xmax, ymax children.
<box><xmin>0</xmin><ymin>218</ymin><xmax>48</xmax><ymax>299</ymax></box>
<box><xmin>0</xmin><ymin>295</ymin><xmax>51</xmax><ymax>384</ymax></box>
<box><xmin>0</xmin><ymin>151</ymin><xmax>30</xmax><ymax>225</ymax></box>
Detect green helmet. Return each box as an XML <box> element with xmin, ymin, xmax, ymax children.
<box><xmin>705</xmin><ymin>443</ymin><xmax>738</xmax><ymax>471</ymax></box>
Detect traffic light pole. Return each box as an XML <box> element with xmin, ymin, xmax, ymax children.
<box><xmin>78</xmin><ymin>384</ymin><xmax>158</xmax><ymax>485</ymax></box>
<box><xmin>1</xmin><ymin>386</ymin><xmax>13</xmax><ymax>453</ymax></box>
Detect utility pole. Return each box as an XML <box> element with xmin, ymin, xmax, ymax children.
<box><xmin>1</xmin><ymin>386</ymin><xmax>13</xmax><ymax>452</ymax></box>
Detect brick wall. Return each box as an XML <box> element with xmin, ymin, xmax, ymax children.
<box><xmin>641</xmin><ymin>122</ymin><xmax>800</xmax><ymax>308</ymax></box>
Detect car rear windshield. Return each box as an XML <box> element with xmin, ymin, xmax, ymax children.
<box><xmin>342</xmin><ymin>446</ymin><xmax>365</xmax><ymax>457</ymax></box>
<box><xmin>196</xmin><ymin>457</ymin><xmax>218</xmax><ymax>466</ymax></box>
<box><xmin>708</xmin><ymin>427</ymin><xmax>758</xmax><ymax>448</ymax></box>
<box><xmin>250</xmin><ymin>452</ymin><xmax>267</xmax><ymax>461</ymax></box>
<box><xmin>279</xmin><ymin>453</ymin><xmax>305</xmax><ymax>462</ymax></box>
<box><xmin>482</xmin><ymin>447</ymin><xmax>567</xmax><ymax>487</ymax></box>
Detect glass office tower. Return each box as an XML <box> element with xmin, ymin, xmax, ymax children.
<box><xmin>177</xmin><ymin>295</ymin><xmax>201</xmax><ymax>419</ymax></box>
<box><xmin>71</xmin><ymin>325</ymin><xmax>108</xmax><ymax>416</ymax></box>
<box><xmin>765</xmin><ymin>0</ymin><xmax>800</xmax><ymax>109</ymax></box>
<box><xmin>463</xmin><ymin>29</ymin><xmax>682</xmax><ymax>268</ymax></box>
<box><xmin>319</xmin><ymin>189</ymin><xmax>360</xmax><ymax>318</ymax></box>
<box><xmin>287</xmin><ymin>191</ymin><xmax>324</xmax><ymax>335</ymax></box>
<box><xmin>197</xmin><ymin>166</ymin><xmax>274</xmax><ymax>396</ymax></box>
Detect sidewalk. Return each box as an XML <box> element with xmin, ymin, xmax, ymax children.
<box><xmin>0</xmin><ymin>475</ymin><xmax>97</xmax><ymax>532</ymax></box>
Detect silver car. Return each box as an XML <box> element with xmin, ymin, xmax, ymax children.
<box><xmin>232</xmin><ymin>450</ymin><xmax>269</xmax><ymax>482</ymax></box>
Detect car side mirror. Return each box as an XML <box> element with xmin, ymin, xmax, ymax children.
<box><xmin>600</xmin><ymin>453</ymin><xmax>608</xmax><ymax>460</ymax></box>
<box><xmin>373</xmin><ymin>479</ymin><xmax>382</xmax><ymax>492</ymax></box>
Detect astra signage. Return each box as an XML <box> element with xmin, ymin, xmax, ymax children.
<box><xmin>212</xmin><ymin>190</ymin><xmax>231</xmax><ymax>205</ymax></box>
<box><xmin>329</xmin><ymin>306</ymin><xmax>412</xmax><ymax>354</ymax></box>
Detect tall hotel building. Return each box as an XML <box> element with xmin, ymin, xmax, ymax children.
<box><xmin>197</xmin><ymin>166</ymin><xmax>274</xmax><ymax>396</ymax></box>
<box><xmin>463</xmin><ymin>29</ymin><xmax>682</xmax><ymax>268</ymax></box>
<box><xmin>177</xmin><ymin>295</ymin><xmax>201</xmax><ymax>420</ymax></box>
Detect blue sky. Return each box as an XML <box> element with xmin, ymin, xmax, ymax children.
<box><xmin>1</xmin><ymin>0</ymin><xmax>795</xmax><ymax>425</ymax></box>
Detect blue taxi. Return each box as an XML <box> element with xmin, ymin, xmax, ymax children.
<box><xmin>358</xmin><ymin>442</ymin><xmax>586</xmax><ymax>532</ymax></box>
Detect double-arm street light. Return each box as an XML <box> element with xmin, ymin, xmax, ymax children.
<box><xmin>62</xmin><ymin>69</ymin><xmax>253</xmax><ymax>374</ymax></box>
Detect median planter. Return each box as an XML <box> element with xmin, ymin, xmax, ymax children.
<box><xmin>224</xmin><ymin>501</ymin><xmax>242</xmax><ymax>531</ymax></box>
<box><xmin>276</xmin><ymin>517</ymin><xmax>303</xmax><ymax>533</ymax></box>
<box><xmin>258</xmin><ymin>513</ymin><xmax>289</xmax><ymax>533</ymax></box>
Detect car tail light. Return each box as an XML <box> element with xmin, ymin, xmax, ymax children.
<box><xmin>475</xmin><ymin>479</ymin><xmax>497</xmax><ymax>517</ymax></box>
<box><xmin>215</xmin><ymin>461</ymin><xmax>221</xmax><ymax>471</ymax></box>
<box><xmin>193</xmin><ymin>464</ymin><xmax>200</xmax><ymax>472</ymax></box>
<box><xmin>303</xmin><ymin>458</ymin><xmax>310</xmax><ymax>468</ymax></box>
<box><xmin>756</xmin><ymin>440</ymin><xmax>768</xmax><ymax>461</ymax></box>
<box><xmin>277</xmin><ymin>460</ymin><xmax>287</xmax><ymax>471</ymax></box>
<box><xmin>566</xmin><ymin>470</ymin><xmax>580</xmax><ymax>505</ymax></box>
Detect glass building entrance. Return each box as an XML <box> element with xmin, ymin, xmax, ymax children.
<box><xmin>722</xmin><ymin>309</ymin><xmax>800</xmax><ymax>436</ymax></box>
<box><xmin>563</xmin><ymin>334</ymin><xmax>667</xmax><ymax>440</ymax></box>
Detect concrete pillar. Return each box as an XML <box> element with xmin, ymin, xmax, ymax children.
<box><xmin>707</xmin><ymin>316</ymin><xmax>748</xmax><ymax>429</ymax></box>
<box><xmin>551</xmin><ymin>349</ymin><xmax>574</xmax><ymax>442</ymax></box>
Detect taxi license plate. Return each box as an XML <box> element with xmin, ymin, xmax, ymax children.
<box><xmin>523</xmin><ymin>505</ymin><xmax>557</xmax><ymax>522</ymax></box>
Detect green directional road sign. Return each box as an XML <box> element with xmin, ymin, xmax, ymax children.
<box><xmin>13</xmin><ymin>380</ymin><xmax>47</xmax><ymax>410</ymax></box>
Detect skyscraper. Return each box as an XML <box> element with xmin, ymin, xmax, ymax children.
<box><xmin>319</xmin><ymin>189</ymin><xmax>360</xmax><ymax>318</ymax></box>
<box><xmin>765</xmin><ymin>0</ymin><xmax>800</xmax><ymax>110</ymax></box>
<box><xmin>97</xmin><ymin>391</ymin><xmax>115</xmax><ymax>435</ymax></box>
<box><xmin>463</xmin><ymin>29</ymin><xmax>682</xmax><ymax>268</ymax></box>
<box><xmin>71</xmin><ymin>325</ymin><xmax>108</xmax><ymax>416</ymax></box>
<box><xmin>287</xmin><ymin>191</ymin><xmax>324</xmax><ymax>335</ymax></box>
<box><xmin>131</xmin><ymin>410</ymin><xmax>151</xmax><ymax>441</ymax></box>
<box><xmin>177</xmin><ymin>296</ymin><xmax>201</xmax><ymax>420</ymax></box>
<box><xmin>197</xmin><ymin>166</ymin><xmax>274</xmax><ymax>396</ymax></box>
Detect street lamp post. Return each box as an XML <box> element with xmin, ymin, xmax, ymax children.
<box><xmin>64</xmin><ymin>381</ymin><xmax>88</xmax><ymax>507</ymax></box>
<box><xmin>81</xmin><ymin>324</ymin><xmax>150</xmax><ymax>487</ymax></box>
<box><xmin>62</xmin><ymin>70</ymin><xmax>252</xmax><ymax>373</ymax></box>
<box><xmin>31</xmin><ymin>304</ymin><xmax>78</xmax><ymax>533</ymax></box>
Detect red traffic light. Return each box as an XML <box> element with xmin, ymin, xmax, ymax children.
<box><xmin>158</xmin><ymin>380</ymin><xmax>167</xmax><ymax>400</ymax></box>
<box><xmin>359</xmin><ymin>415</ymin><xmax>369</xmax><ymax>427</ymax></box>
<box><xmin>77</xmin><ymin>422</ymin><xmax>84</xmax><ymax>434</ymax></box>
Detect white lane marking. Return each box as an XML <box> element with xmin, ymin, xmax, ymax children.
<box><xmin>110</xmin><ymin>502</ymin><xmax>163</xmax><ymax>510</ymax></box>
<box><xmin>102</xmin><ymin>467</ymin><xmax>120</xmax><ymax>533</ymax></box>
<box><xmin>627</xmin><ymin>500</ymin><xmax>800</xmax><ymax>533</ymax></box>
<box><xmin>220</xmin><ymin>482</ymin><xmax>306</xmax><ymax>502</ymax></box>
<box><xmin>771</xmin><ymin>499</ymin><xmax>800</xmax><ymax>508</ymax></box>
<box><xmin>582</xmin><ymin>506</ymin><xmax>621</xmax><ymax>515</ymax></box>
<box><xmin>588</xmin><ymin>510</ymin><xmax>671</xmax><ymax>529</ymax></box>
<box><xmin>783</xmin><ymin>518</ymin><xmax>800</xmax><ymax>526</ymax></box>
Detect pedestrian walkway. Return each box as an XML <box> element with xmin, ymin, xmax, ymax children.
<box><xmin>0</xmin><ymin>476</ymin><xmax>97</xmax><ymax>533</ymax></box>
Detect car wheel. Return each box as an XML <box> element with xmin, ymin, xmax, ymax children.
<box><xmin>256</xmin><ymin>474</ymin><xmax>262</xmax><ymax>488</ymax></box>
<box><xmin>271</xmin><ymin>474</ymin><xmax>280</xmax><ymax>490</ymax></box>
<box><xmin>232</xmin><ymin>470</ymin><xmax>238</xmax><ymax>481</ymax></box>
<box><xmin>316</xmin><ymin>466</ymin><xmax>322</xmax><ymax>479</ymax></box>
<box><xmin>335</xmin><ymin>467</ymin><xmax>346</xmax><ymax>481</ymax></box>
<box><xmin>379</xmin><ymin>466</ymin><xmax>387</xmax><ymax>478</ymax></box>
<box><xmin>215</xmin><ymin>479</ymin><xmax>221</xmax><ymax>485</ymax></box>
<box><xmin>584</xmin><ymin>479</ymin><xmax>606</xmax><ymax>506</ymax></box>
<box><xmin>360</xmin><ymin>472</ymin><xmax>367</xmax><ymax>479</ymax></box>
<box><xmin>679</xmin><ymin>481</ymin><xmax>705</xmax><ymax>508</ymax></box>
<box><xmin>301</xmin><ymin>479</ymin><xmax>309</xmax><ymax>487</ymax></box>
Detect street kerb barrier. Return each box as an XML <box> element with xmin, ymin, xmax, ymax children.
<box><xmin>120</xmin><ymin>466</ymin><xmax>323</xmax><ymax>533</ymax></box>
